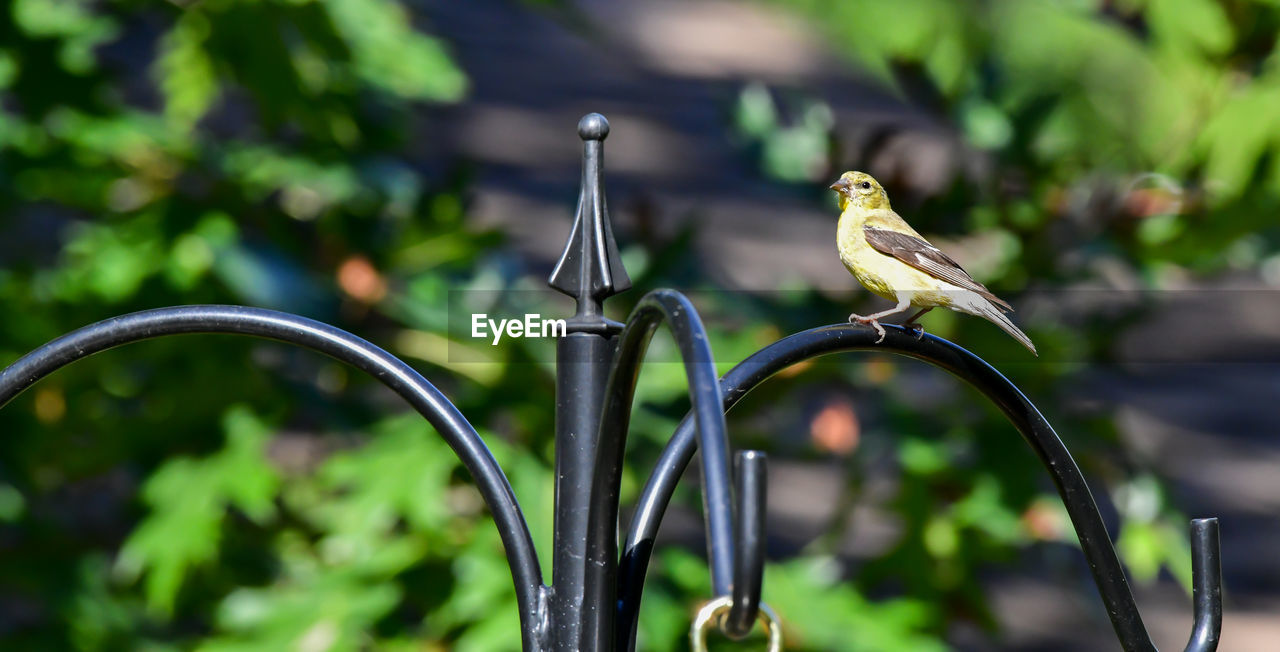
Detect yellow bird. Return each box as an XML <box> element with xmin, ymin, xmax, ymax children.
<box><xmin>830</xmin><ymin>171</ymin><xmax>1036</xmax><ymax>355</ymax></box>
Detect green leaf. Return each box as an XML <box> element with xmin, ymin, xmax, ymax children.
<box><xmin>12</xmin><ymin>0</ymin><xmax>107</xmax><ymax>38</ymax></box>
<box><xmin>322</xmin><ymin>0</ymin><xmax>467</xmax><ymax>101</ymax></box>
<box><xmin>12</xmin><ymin>0</ymin><xmax>119</xmax><ymax>73</ymax></box>
<box><xmin>951</xmin><ymin>475</ymin><xmax>1025</xmax><ymax>545</ymax></box>
<box><xmin>207</xmin><ymin>580</ymin><xmax>403</xmax><ymax>651</ymax></box>
<box><xmin>41</xmin><ymin>215</ymin><xmax>166</xmax><ymax>303</ymax></box>
<box><xmin>899</xmin><ymin>437</ymin><xmax>950</xmax><ymax>475</ymax></box>
<box><xmin>429</xmin><ymin>529</ymin><xmax>520</xmax><ymax>643</ymax></box>
<box><xmin>1137</xmin><ymin>214</ymin><xmax>1185</xmax><ymax>245</ymax></box>
<box><xmin>765</xmin><ymin>558</ymin><xmax>945</xmax><ymax>651</ymax></box>
<box><xmin>0</xmin><ymin>483</ymin><xmax>27</xmax><ymax>522</ymax></box>
<box><xmin>734</xmin><ymin>82</ymin><xmax>778</xmax><ymax>138</ymax></box>
<box><xmin>116</xmin><ymin>406</ymin><xmax>280</xmax><ymax>615</ymax></box>
<box><xmin>155</xmin><ymin>11</ymin><xmax>219</xmax><ymax>133</ymax></box>
<box><xmin>1147</xmin><ymin>0</ymin><xmax>1234</xmax><ymax>56</ymax></box>
<box><xmin>1117</xmin><ymin>521</ymin><xmax>1164</xmax><ymax>582</ymax></box>
<box><xmin>1198</xmin><ymin>82</ymin><xmax>1280</xmax><ymax>200</ymax></box>
<box><xmin>959</xmin><ymin>99</ymin><xmax>1013</xmax><ymax>150</ymax></box>
<box><xmin>317</xmin><ymin>414</ymin><xmax>460</xmax><ymax>539</ymax></box>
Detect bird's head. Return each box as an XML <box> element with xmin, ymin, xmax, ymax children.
<box><xmin>829</xmin><ymin>171</ymin><xmax>890</xmax><ymax>212</ymax></box>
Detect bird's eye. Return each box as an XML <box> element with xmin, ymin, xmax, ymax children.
<box><xmin>860</xmin><ymin>181</ymin><xmax>871</xmax><ymax>189</ymax></box>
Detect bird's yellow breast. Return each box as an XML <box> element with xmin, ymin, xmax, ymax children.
<box><xmin>836</xmin><ymin>208</ymin><xmax>955</xmax><ymax>307</ymax></box>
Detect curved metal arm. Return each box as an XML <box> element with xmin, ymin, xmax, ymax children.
<box><xmin>621</xmin><ymin>322</ymin><xmax>1222</xmax><ymax>652</ymax></box>
<box><xmin>0</xmin><ymin>305</ymin><xmax>547</xmax><ymax>651</ymax></box>
<box><xmin>582</xmin><ymin>289</ymin><xmax>763</xmax><ymax>649</ymax></box>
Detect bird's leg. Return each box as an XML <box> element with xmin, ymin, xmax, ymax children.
<box><xmin>903</xmin><ymin>307</ymin><xmax>932</xmax><ymax>339</ymax></box>
<box><xmin>849</xmin><ymin>297</ymin><xmax>913</xmax><ymax>344</ymax></box>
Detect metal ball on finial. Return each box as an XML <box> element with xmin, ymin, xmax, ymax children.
<box><xmin>578</xmin><ymin>113</ymin><xmax>609</xmax><ymax>140</ymax></box>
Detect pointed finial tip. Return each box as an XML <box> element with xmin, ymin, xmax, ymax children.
<box><xmin>578</xmin><ymin>113</ymin><xmax>609</xmax><ymax>141</ymax></box>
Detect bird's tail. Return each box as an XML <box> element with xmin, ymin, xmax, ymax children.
<box><xmin>957</xmin><ymin>294</ymin><xmax>1037</xmax><ymax>356</ymax></box>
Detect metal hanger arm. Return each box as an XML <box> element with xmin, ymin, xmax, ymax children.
<box><xmin>0</xmin><ymin>305</ymin><xmax>547</xmax><ymax>651</ymax></box>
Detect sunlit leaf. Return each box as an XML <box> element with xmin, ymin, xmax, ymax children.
<box><xmin>322</xmin><ymin>0</ymin><xmax>467</xmax><ymax>101</ymax></box>
<box><xmin>116</xmin><ymin>406</ymin><xmax>280</xmax><ymax>615</ymax></box>
<box><xmin>156</xmin><ymin>12</ymin><xmax>219</xmax><ymax>133</ymax></box>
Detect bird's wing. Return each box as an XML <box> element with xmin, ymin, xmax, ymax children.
<box><xmin>863</xmin><ymin>226</ymin><xmax>1013</xmax><ymax>312</ymax></box>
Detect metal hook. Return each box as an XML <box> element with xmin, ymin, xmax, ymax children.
<box><xmin>721</xmin><ymin>450</ymin><xmax>767</xmax><ymax>639</ymax></box>
<box><xmin>691</xmin><ymin>596</ymin><xmax>783</xmax><ymax>652</ymax></box>
<box><xmin>1184</xmin><ymin>518</ymin><xmax>1222</xmax><ymax>652</ymax></box>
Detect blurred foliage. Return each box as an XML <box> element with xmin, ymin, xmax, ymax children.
<box><xmin>0</xmin><ymin>0</ymin><xmax>1272</xmax><ymax>650</ymax></box>
<box><xmin>774</xmin><ymin>0</ymin><xmax>1280</xmax><ymax>284</ymax></box>
<box><xmin>0</xmin><ymin>0</ymin><xmax>543</xmax><ymax>649</ymax></box>
<box><xmin>733</xmin><ymin>82</ymin><xmax>835</xmax><ymax>183</ymax></box>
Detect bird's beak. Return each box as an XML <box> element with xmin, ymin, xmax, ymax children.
<box><xmin>829</xmin><ymin>178</ymin><xmax>851</xmax><ymax>193</ymax></box>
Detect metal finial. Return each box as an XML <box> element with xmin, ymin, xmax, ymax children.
<box><xmin>549</xmin><ymin>113</ymin><xmax>631</xmax><ymax>327</ymax></box>
<box><xmin>578</xmin><ymin>113</ymin><xmax>610</xmax><ymax>140</ymax></box>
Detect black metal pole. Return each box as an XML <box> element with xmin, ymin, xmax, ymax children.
<box><xmin>551</xmin><ymin>332</ymin><xmax>616</xmax><ymax>651</ymax></box>
<box><xmin>547</xmin><ymin>114</ymin><xmax>630</xmax><ymax>652</ymax></box>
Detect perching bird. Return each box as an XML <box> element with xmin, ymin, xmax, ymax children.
<box><xmin>830</xmin><ymin>171</ymin><xmax>1036</xmax><ymax>355</ymax></box>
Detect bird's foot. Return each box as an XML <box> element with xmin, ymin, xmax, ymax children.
<box><xmin>848</xmin><ymin>313</ymin><xmax>887</xmax><ymax>343</ymax></box>
<box><xmin>904</xmin><ymin>321</ymin><xmax>926</xmax><ymax>340</ymax></box>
